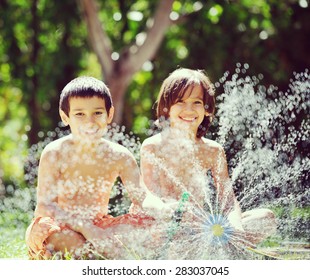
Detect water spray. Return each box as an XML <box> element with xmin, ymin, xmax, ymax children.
<box><xmin>167</xmin><ymin>191</ymin><xmax>191</xmax><ymax>241</ymax></box>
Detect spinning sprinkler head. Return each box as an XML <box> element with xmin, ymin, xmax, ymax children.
<box><xmin>203</xmin><ymin>214</ymin><xmax>234</xmax><ymax>246</ymax></box>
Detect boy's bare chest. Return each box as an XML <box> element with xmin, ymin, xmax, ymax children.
<box><xmin>59</xmin><ymin>150</ymin><xmax>119</xmax><ymax>177</ymax></box>
<box><xmin>57</xmin><ymin>156</ymin><xmax>119</xmax><ymax>198</ymax></box>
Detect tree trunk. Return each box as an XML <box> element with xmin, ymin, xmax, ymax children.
<box><xmin>79</xmin><ymin>0</ymin><xmax>174</xmax><ymax>124</ymax></box>
<box><xmin>106</xmin><ymin>71</ymin><xmax>133</xmax><ymax>124</ymax></box>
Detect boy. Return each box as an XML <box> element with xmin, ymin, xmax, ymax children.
<box><xmin>25</xmin><ymin>76</ymin><xmax>168</xmax><ymax>259</ymax></box>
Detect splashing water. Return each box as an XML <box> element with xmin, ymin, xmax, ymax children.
<box><xmin>145</xmin><ymin>65</ymin><xmax>310</xmax><ymax>260</ymax></box>
<box><xmin>215</xmin><ymin>65</ymin><xmax>309</xmax><ymax>243</ymax></box>
<box><xmin>1</xmin><ymin>65</ymin><xmax>309</xmax><ymax>259</ymax></box>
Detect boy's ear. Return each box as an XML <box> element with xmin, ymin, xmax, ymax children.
<box><xmin>107</xmin><ymin>106</ymin><xmax>114</xmax><ymax>124</ymax></box>
<box><xmin>59</xmin><ymin>109</ymin><xmax>69</xmax><ymax>126</ymax></box>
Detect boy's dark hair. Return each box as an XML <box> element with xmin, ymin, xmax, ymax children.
<box><xmin>59</xmin><ymin>76</ymin><xmax>113</xmax><ymax>116</ymax></box>
<box><xmin>156</xmin><ymin>68</ymin><xmax>215</xmax><ymax>138</ymax></box>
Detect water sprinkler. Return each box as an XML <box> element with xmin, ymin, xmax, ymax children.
<box><xmin>166</xmin><ymin>191</ymin><xmax>190</xmax><ymax>240</ymax></box>
<box><xmin>211</xmin><ymin>224</ymin><xmax>225</xmax><ymax>237</ymax></box>
<box><xmin>203</xmin><ymin>214</ymin><xmax>234</xmax><ymax>246</ymax></box>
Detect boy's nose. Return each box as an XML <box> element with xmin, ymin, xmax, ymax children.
<box><xmin>86</xmin><ymin>115</ymin><xmax>96</xmax><ymax>123</ymax></box>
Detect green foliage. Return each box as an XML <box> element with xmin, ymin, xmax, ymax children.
<box><xmin>0</xmin><ymin>0</ymin><xmax>87</xmax><ymax>145</ymax></box>
<box><xmin>0</xmin><ymin>0</ymin><xmax>88</xmax><ymax>185</ymax></box>
<box><xmin>0</xmin><ymin>0</ymin><xmax>309</xmax><ymax>197</ymax></box>
<box><xmin>0</xmin><ymin>86</ymin><xmax>29</xmax><ymax>183</ymax></box>
<box><xmin>0</xmin><ymin>0</ymin><xmax>308</xmax><ymax>260</ymax></box>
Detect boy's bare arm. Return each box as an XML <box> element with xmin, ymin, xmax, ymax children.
<box><xmin>34</xmin><ymin>148</ymin><xmax>68</xmax><ymax>221</ymax></box>
<box><xmin>119</xmin><ymin>150</ymin><xmax>147</xmax><ymax>206</ymax></box>
<box><xmin>120</xmin><ymin>148</ymin><xmax>171</xmax><ymax>215</ymax></box>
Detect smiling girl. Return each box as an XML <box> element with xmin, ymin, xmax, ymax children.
<box><xmin>140</xmin><ymin>68</ymin><xmax>276</xmax><ymax>256</ymax></box>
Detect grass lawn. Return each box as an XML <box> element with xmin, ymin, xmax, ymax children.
<box><xmin>0</xmin><ymin>211</ymin><xmax>30</xmax><ymax>259</ymax></box>
<box><xmin>0</xmin><ymin>208</ymin><xmax>309</xmax><ymax>260</ymax></box>
<box><xmin>0</xmin><ymin>227</ymin><xmax>28</xmax><ymax>259</ymax></box>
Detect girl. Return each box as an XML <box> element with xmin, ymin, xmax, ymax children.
<box><xmin>140</xmin><ymin>68</ymin><xmax>276</xmax><ymax>258</ymax></box>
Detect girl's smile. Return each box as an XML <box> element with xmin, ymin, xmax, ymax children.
<box><xmin>179</xmin><ymin>116</ymin><xmax>198</xmax><ymax>122</ymax></box>
<box><xmin>169</xmin><ymin>85</ymin><xmax>209</xmax><ymax>135</ymax></box>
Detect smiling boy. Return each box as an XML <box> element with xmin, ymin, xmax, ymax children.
<box><xmin>25</xmin><ymin>76</ymin><xmax>168</xmax><ymax>259</ymax></box>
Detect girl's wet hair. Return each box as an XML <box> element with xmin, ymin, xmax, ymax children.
<box><xmin>59</xmin><ymin>76</ymin><xmax>113</xmax><ymax>116</ymax></box>
<box><xmin>156</xmin><ymin>68</ymin><xmax>215</xmax><ymax>138</ymax></box>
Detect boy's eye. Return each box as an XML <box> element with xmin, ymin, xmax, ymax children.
<box><xmin>95</xmin><ymin>111</ymin><xmax>103</xmax><ymax>115</ymax></box>
<box><xmin>75</xmin><ymin>112</ymin><xmax>84</xmax><ymax>116</ymax></box>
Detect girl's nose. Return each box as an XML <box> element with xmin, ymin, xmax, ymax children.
<box><xmin>184</xmin><ymin>102</ymin><xmax>194</xmax><ymax>111</ymax></box>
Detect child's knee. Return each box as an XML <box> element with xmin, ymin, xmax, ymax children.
<box><xmin>46</xmin><ymin>229</ymin><xmax>86</xmax><ymax>252</ymax></box>
<box><xmin>263</xmin><ymin>209</ymin><xmax>275</xmax><ymax>221</ymax></box>
<box><xmin>264</xmin><ymin>209</ymin><xmax>277</xmax><ymax>233</ymax></box>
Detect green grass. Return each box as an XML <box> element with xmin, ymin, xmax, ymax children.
<box><xmin>291</xmin><ymin>207</ymin><xmax>310</xmax><ymax>219</ymax></box>
<box><xmin>0</xmin><ymin>210</ymin><xmax>31</xmax><ymax>259</ymax></box>
<box><xmin>0</xmin><ymin>227</ymin><xmax>28</xmax><ymax>259</ymax></box>
<box><xmin>1</xmin><ymin>208</ymin><xmax>309</xmax><ymax>260</ymax></box>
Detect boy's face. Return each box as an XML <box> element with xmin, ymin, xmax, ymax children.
<box><xmin>60</xmin><ymin>96</ymin><xmax>114</xmax><ymax>141</ymax></box>
<box><xmin>169</xmin><ymin>85</ymin><xmax>209</xmax><ymax>136</ymax></box>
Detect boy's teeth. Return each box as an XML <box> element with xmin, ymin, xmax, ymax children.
<box><xmin>85</xmin><ymin>129</ymin><xmax>97</xmax><ymax>133</ymax></box>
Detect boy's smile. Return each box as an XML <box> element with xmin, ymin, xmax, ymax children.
<box><xmin>60</xmin><ymin>96</ymin><xmax>114</xmax><ymax>142</ymax></box>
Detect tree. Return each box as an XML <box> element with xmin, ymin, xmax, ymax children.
<box><xmin>78</xmin><ymin>0</ymin><xmax>310</xmax><ymax>127</ymax></box>
<box><xmin>1</xmin><ymin>0</ymin><xmax>309</xmax><ymax>186</ymax></box>
<box><xmin>0</xmin><ymin>0</ymin><xmax>86</xmax><ymax>146</ymax></box>
<box><xmin>79</xmin><ymin>0</ymin><xmax>175</xmax><ymax>123</ymax></box>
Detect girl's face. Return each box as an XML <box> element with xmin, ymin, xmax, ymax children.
<box><xmin>169</xmin><ymin>85</ymin><xmax>209</xmax><ymax>136</ymax></box>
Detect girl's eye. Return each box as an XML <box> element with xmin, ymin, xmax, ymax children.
<box><xmin>194</xmin><ymin>101</ymin><xmax>203</xmax><ymax>105</ymax></box>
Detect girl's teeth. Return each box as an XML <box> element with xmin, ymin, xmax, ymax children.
<box><xmin>181</xmin><ymin>117</ymin><xmax>195</xmax><ymax>121</ymax></box>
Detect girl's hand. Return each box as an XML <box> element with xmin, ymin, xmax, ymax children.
<box><xmin>141</xmin><ymin>192</ymin><xmax>174</xmax><ymax>219</ymax></box>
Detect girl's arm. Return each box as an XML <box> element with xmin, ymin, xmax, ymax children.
<box><xmin>140</xmin><ymin>143</ymin><xmax>162</xmax><ymax>196</ymax></box>
<box><xmin>211</xmin><ymin>145</ymin><xmax>244</xmax><ymax>230</ymax></box>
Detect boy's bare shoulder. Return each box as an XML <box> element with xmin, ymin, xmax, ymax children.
<box><xmin>41</xmin><ymin>135</ymin><xmax>73</xmax><ymax>156</ymax></box>
<box><xmin>102</xmin><ymin>138</ymin><xmax>135</xmax><ymax>159</ymax></box>
<box><xmin>38</xmin><ymin>135</ymin><xmax>73</xmax><ymax>167</ymax></box>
